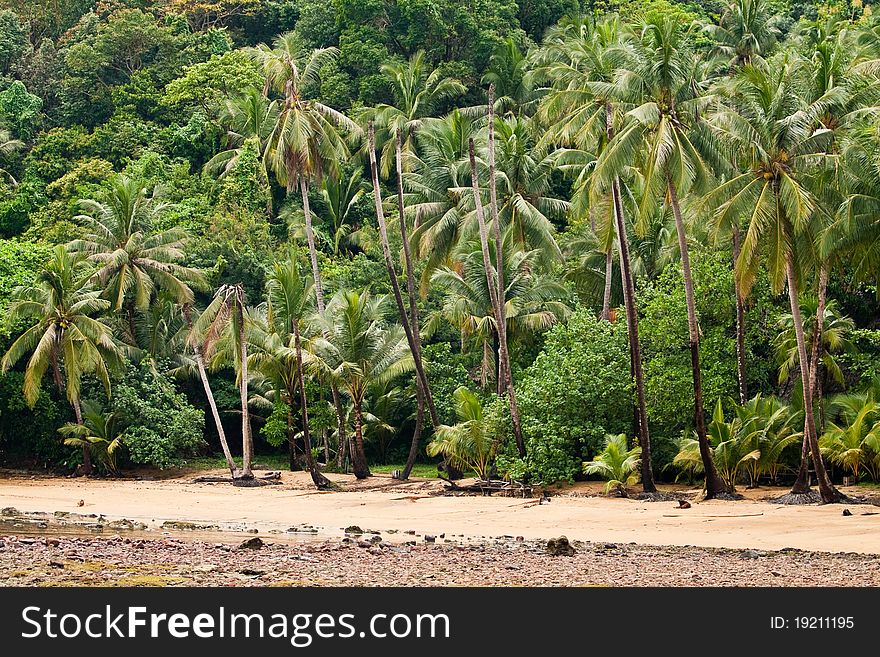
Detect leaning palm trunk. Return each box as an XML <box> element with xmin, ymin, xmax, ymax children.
<box><xmin>789</xmin><ymin>262</ymin><xmax>839</xmax><ymax>500</ymax></box>
<box><xmin>367</xmin><ymin>123</ymin><xmax>438</xmax><ymax>431</ymax></box>
<box><xmin>394</xmin><ymin>129</ymin><xmax>434</xmax><ymax>479</ymax></box>
<box><xmin>298</xmin><ymin>177</ymin><xmax>349</xmax><ymax>472</ymax></box>
<box><xmin>293</xmin><ymin>320</ymin><xmax>332</xmax><ymax>489</ymax></box>
<box><xmin>184</xmin><ymin>305</ymin><xmax>238</xmax><ymax>477</ymax></box>
<box><xmin>732</xmin><ymin>226</ymin><xmax>748</xmax><ymax>404</ymax></box>
<box><xmin>667</xmin><ymin>176</ymin><xmax>727</xmax><ymax>497</ymax></box>
<box><xmin>238</xmin><ymin>306</ymin><xmax>253</xmax><ymax>478</ymax></box>
<box><xmin>468</xmin><ymin>139</ymin><xmax>526</xmax><ymax>457</ymax></box>
<box><xmin>612</xmin><ymin>176</ymin><xmax>656</xmax><ymax>493</ymax></box>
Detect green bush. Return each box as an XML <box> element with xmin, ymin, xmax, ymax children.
<box><xmin>515</xmin><ymin>308</ymin><xmax>632</xmax><ymax>484</ymax></box>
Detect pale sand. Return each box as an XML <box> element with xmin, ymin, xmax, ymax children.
<box><xmin>1</xmin><ymin>472</ymin><xmax>878</xmax><ymax>554</ymax></box>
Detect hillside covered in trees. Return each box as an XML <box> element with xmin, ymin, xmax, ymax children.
<box><xmin>1</xmin><ymin>0</ymin><xmax>880</xmax><ymax>504</ymax></box>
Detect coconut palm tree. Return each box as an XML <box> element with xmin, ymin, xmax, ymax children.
<box><xmin>68</xmin><ymin>176</ymin><xmax>205</xmax><ymax>342</ymax></box>
<box><xmin>821</xmin><ymin>383</ymin><xmax>880</xmax><ymax>482</ymax></box>
<box><xmin>592</xmin><ymin>15</ymin><xmax>725</xmax><ymax>495</ymax></box>
<box><xmin>707</xmin><ymin>0</ymin><xmax>782</xmax><ymax>68</ymax></box>
<box><xmin>248</xmin><ymin>33</ymin><xmax>358</xmax><ymax>312</ymax></box>
<box><xmin>194</xmin><ymin>283</ymin><xmax>255</xmax><ymax>480</ymax></box>
<box><xmin>702</xmin><ymin>53</ymin><xmax>844</xmax><ymax>502</ymax></box>
<box><xmin>359</xmin><ymin>50</ymin><xmax>466</xmax><ymax>177</ymax></box>
<box><xmin>256</xmin><ymin>252</ymin><xmax>332</xmax><ymax>489</ymax></box>
<box><xmin>583</xmin><ymin>433</ymin><xmax>642</xmax><ymax>496</ymax></box>
<box><xmin>426</xmin><ymin>242</ymin><xmax>570</xmax><ymax>390</ymax></box>
<box><xmin>427</xmin><ymin>386</ymin><xmax>499</xmax><ymax>479</ymax></box>
<box><xmin>58</xmin><ymin>400</ymin><xmax>124</xmax><ymax>475</ymax></box>
<box><xmin>318</xmin><ymin>167</ymin><xmax>368</xmax><ymax>256</ymax></box>
<box><xmin>314</xmin><ymin>289</ymin><xmax>414</xmax><ymax>479</ymax></box>
<box><xmin>1</xmin><ymin>247</ymin><xmax>123</xmax><ymax>474</ymax></box>
<box><xmin>482</xmin><ymin>37</ymin><xmax>535</xmax><ymax>117</ymax></box>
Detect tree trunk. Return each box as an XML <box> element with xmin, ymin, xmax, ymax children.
<box><xmin>732</xmin><ymin>226</ymin><xmax>748</xmax><ymax>404</ymax></box>
<box><xmin>299</xmin><ymin>178</ymin><xmax>325</xmax><ymax>312</ymax></box>
<box><xmin>401</xmin><ymin>385</ymin><xmax>425</xmax><ymax>480</ymax></box>
<box><xmin>238</xmin><ymin>305</ymin><xmax>254</xmax><ymax>479</ymax></box>
<box><xmin>294</xmin><ymin>320</ymin><xmax>332</xmax><ymax>489</ymax></box>
<box><xmin>468</xmin><ymin>138</ymin><xmax>526</xmax><ymax>457</ymax></box>
<box><xmin>184</xmin><ymin>304</ymin><xmax>238</xmax><ymax>477</ymax></box>
<box><xmin>601</xmin><ymin>247</ymin><xmax>613</xmax><ymax>321</ymax></box>
<box><xmin>351</xmin><ymin>400</ymin><xmax>370</xmax><ymax>479</ymax></box>
<box><xmin>667</xmin><ymin>176</ymin><xmax>727</xmax><ymax>497</ymax></box>
<box><xmin>612</xmin><ymin>176</ymin><xmax>655</xmax><ymax>493</ymax></box>
<box><xmin>786</xmin><ymin>257</ymin><xmax>841</xmax><ymax>502</ymax></box>
<box><xmin>809</xmin><ymin>265</ymin><xmax>829</xmax><ymax>432</ymax></box>
<box><xmin>73</xmin><ymin>399</ymin><xmax>93</xmax><ymax>475</ymax></box>
<box><xmin>287</xmin><ymin>394</ymin><xmax>299</xmax><ymax>471</ymax></box>
<box><xmin>367</xmin><ymin>123</ymin><xmax>439</xmax><ymax>432</ymax></box>
<box><xmin>487</xmin><ymin>85</ymin><xmax>505</xmax><ymax>314</ymax></box>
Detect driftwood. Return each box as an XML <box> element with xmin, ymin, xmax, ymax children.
<box><xmin>441</xmin><ymin>477</ymin><xmax>533</xmax><ymax>497</ymax></box>
<box><xmin>192</xmin><ymin>471</ymin><xmax>282</xmax><ymax>486</ymax></box>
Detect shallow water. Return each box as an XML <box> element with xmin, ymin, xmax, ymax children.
<box><xmin>0</xmin><ymin>518</ymin><xmax>328</xmax><ymax>546</ymax></box>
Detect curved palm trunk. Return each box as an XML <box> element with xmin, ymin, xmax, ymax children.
<box><xmin>238</xmin><ymin>305</ymin><xmax>253</xmax><ymax>479</ymax></box>
<box><xmin>601</xmin><ymin>248</ymin><xmax>613</xmax><ymax>321</ymax></box>
<box><xmin>612</xmin><ymin>176</ymin><xmax>656</xmax><ymax>493</ymax></box>
<box><xmin>667</xmin><ymin>177</ymin><xmax>727</xmax><ymax>497</ymax></box>
<box><xmin>351</xmin><ymin>398</ymin><xmax>370</xmax><ymax>479</ymax></box>
<box><xmin>402</xmin><ymin>386</ymin><xmax>425</xmax><ymax>480</ymax></box>
<box><xmin>487</xmin><ymin>85</ymin><xmax>505</xmax><ymax>315</ymax></box>
<box><xmin>293</xmin><ymin>320</ymin><xmax>332</xmax><ymax>490</ymax></box>
<box><xmin>788</xmin><ymin>260</ymin><xmax>840</xmax><ymax>501</ymax></box>
<box><xmin>184</xmin><ymin>302</ymin><xmax>238</xmax><ymax>477</ymax></box>
<box><xmin>469</xmin><ymin>139</ymin><xmax>526</xmax><ymax>457</ymax></box>
<box><xmin>732</xmin><ymin>226</ymin><xmax>748</xmax><ymax>404</ymax></box>
<box><xmin>367</xmin><ymin>123</ymin><xmax>439</xmax><ymax>437</ymax></box>
<box><xmin>299</xmin><ymin>177</ymin><xmax>348</xmax><ymax>472</ymax></box>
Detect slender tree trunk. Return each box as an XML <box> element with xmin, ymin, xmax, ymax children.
<box><xmin>351</xmin><ymin>400</ymin><xmax>370</xmax><ymax>479</ymax></box>
<box><xmin>732</xmin><ymin>226</ymin><xmax>748</xmax><ymax>404</ymax></box>
<box><xmin>287</xmin><ymin>392</ymin><xmax>298</xmax><ymax>471</ymax></box>
<box><xmin>487</xmin><ymin>85</ymin><xmax>505</xmax><ymax>311</ymax></box>
<box><xmin>601</xmin><ymin>247</ymin><xmax>613</xmax><ymax>321</ymax></box>
<box><xmin>612</xmin><ymin>177</ymin><xmax>655</xmax><ymax>493</ymax></box>
<box><xmin>784</xmin><ymin>256</ymin><xmax>841</xmax><ymax>503</ymax></box>
<box><xmin>238</xmin><ymin>304</ymin><xmax>253</xmax><ymax>478</ymax></box>
<box><xmin>294</xmin><ymin>320</ymin><xmax>332</xmax><ymax>489</ymax></box>
<box><xmin>469</xmin><ymin>139</ymin><xmax>526</xmax><ymax>457</ymax></box>
<box><xmin>73</xmin><ymin>399</ymin><xmax>93</xmax><ymax>475</ymax></box>
<box><xmin>367</xmin><ymin>122</ymin><xmax>439</xmax><ymax>431</ymax></box>
<box><xmin>184</xmin><ymin>304</ymin><xmax>238</xmax><ymax>477</ymax></box>
<box><xmin>299</xmin><ymin>178</ymin><xmax>348</xmax><ymax>472</ymax></box>
<box><xmin>810</xmin><ymin>265</ymin><xmax>829</xmax><ymax>432</ymax></box>
<box><xmin>395</xmin><ymin>128</ymin><xmax>436</xmax><ymax>480</ymax></box>
<box><xmin>667</xmin><ymin>176</ymin><xmax>727</xmax><ymax>497</ymax></box>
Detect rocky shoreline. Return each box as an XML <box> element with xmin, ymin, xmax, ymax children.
<box><xmin>1</xmin><ymin>531</ymin><xmax>878</xmax><ymax>587</ymax></box>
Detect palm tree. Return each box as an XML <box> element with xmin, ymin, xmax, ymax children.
<box><xmin>319</xmin><ymin>167</ymin><xmax>368</xmax><ymax>255</ymax></box>
<box><xmin>482</xmin><ymin>38</ymin><xmax>535</xmax><ymax>117</ymax></box>
<box><xmin>195</xmin><ymin>283</ymin><xmax>255</xmax><ymax>480</ymax></box>
<box><xmin>703</xmin><ymin>53</ymin><xmax>844</xmax><ymax>502</ymax></box>
<box><xmin>821</xmin><ymin>384</ymin><xmax>880</xmax><ymax>482</ymax></box>
<box><xmin>1</xmin><ymin>247</ymin><xmax>123</xmax><ymax>474</ymax></box>
<box><xmin>583</xmin><ymin>433</ymin><xmax>642</xmax><ymax>496</ymax></box>
<box><xmin>315</xmin><ymin>289</ymin><xmax>414</xmax><ymax>479</ymax></box>
<box><xmin>427</xmin><ymin>386</ymin><xmax>499</xmax><ymax>479</ymax></box>
<box><xmin>249</xmin><ymin>32</ymin><xmax>358</xmax><ymax>312</ymax></box>
<box><xmin>58</xmin><ymin>400</ymin><xmax>124</xmax><ymax>475</ymax></box>
<box><xmin>256</xmin><ymin>253</ymin><xmax>332</xmax><ymax>489</ymax></box>
<box><xmin>426</xmin><ymin>243</ymin><xmax>569</xmax><ymax>390</ymax></box>
<box><xmin>592</xmin><ymin>16</ymin><xmax>724</xmax><ymax>493</ymax></box>
<box><xmin>359</xmin><ymin>50</ymin><xmax>466</xmax><ymax>177</ymax></box>
<box><xmin>68</xmin><ymin>176</ymin><xmax>205</xmax><ymax>341</ymax></box>
<box><xmin>0</xmin><ymin>127</ymin><xmax>24</xmax><ymax>186</ymax></box>
<box><xmin>707</xmin><ymin>0</ymin><xmax>781</xmax><ymax>67</ymax></box>
<box><xmin>468</xmin><ymin>138</ymin><xmax>525</xmax><ymax>456</ymax></box>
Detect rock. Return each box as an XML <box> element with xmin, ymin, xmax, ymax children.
<box><xmin>54</xmin><ymin>511</ymin><xmax>69</xmax><ymax>518</ymax></box>
<box><xmin>49</xmin><ymin>561</ymin><xmax>64</xmax><ymax>569</ymax></box>
<box><xmin>238</xmin><ymin>568</ymin><xmax>264</xmax><ymax>576</ymax></box>
<box><xmin>677</xmin><ymin>500</ymin><xmax>692</xmax><ymax>509</ymax></box>
<box><xmin>516</xmin><ymin>536</ymin><xmax>524</xmax><ymax>542</ymax></box>
<box><xmin>344</xmin><ymin>525</ymin><xmax>364</xmax><ymax>535</ymax></box>
<box><xmin>546</xmin><ymin>536</ymin><xmax>576</xmax><ymax>557</ymax></box>
<box><xmin>19</xmin><ymin>538</ymin><xmax>37</xmax><ymax>546</ymax></box>
<box><xmin>77</xmin><ymin>500</ymin><xmax>85</xmax><ymax>507</ymax></box>
<box><xmin>237</xmin><ymin>537</ymin><xmax>264</xmax><ymax>550</ymax></box>
<box><xmin>356</xmin><ymin>539</ymin><xmax>373</xmax><ymax>548</ymax></box>
<box><xmin>740</xmin><ymin>550</ymin><xmax>761</xmax><ymax>559</ymax></box>
<box><xmin>1</xmin><ymin>507</ymin><xmax>18</xmax><ymax>516</ymax></box>
<box><xmin>247</xmin><ymin>528</ymin><xmax>259</xmax><ymax>534</ymax></box>
<box><xmin>46</xmin><ymin>538</ymin><xmax>60</xmax><ymax>547</ymax></box>
<box><xmin>439</xmin><ymin>533</ymin><xmax>445</xmax><ymax>539</ymax></box>
<box><xmin>341</xmin><ymin>537</ymin><xmax>355</xmax><ymax>545</ymax></box>
<box><xmin>424</xmin><ymin>535</ymin><xmax>436</xmax><ymax>543</ymax></box>
<box><xmin>404</xmin><ymin>530</ymin><xmax>416</xmax><ymax>535</ymax></box>
<box><xmin>842</xmin><ymin>508</ymin><xmax>853</xmax><ymax>516</ymax></box>
<box><xmin>368</xmin><ymin>535</ymin><xmax>382</xmax><ymax>544</ymax></box>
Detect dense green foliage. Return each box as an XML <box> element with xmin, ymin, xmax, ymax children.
<box><xmin>1</xmin><ymin>0</ymin><xmax>879</xmax><ymax>493</ymax></box>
